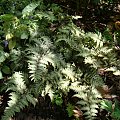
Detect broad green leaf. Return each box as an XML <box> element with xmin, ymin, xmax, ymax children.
<box><xmin>0</xmin><ymin>14</ymin><xmax>14</xmax><ymax>21</ymax></box>
<box><xmin>21</xmin><ymin>32</ymin><xmax>28</xmax><ymax>39</ymax></box>
<box><xmin>6</xmin><ymin>33</ymin><xmax>13</xmax><ymax>40</ymax></box>
<box><xmin>113</xmin><ymin>70</ymin><xmax>120</xmax><ymax>76</ymax></box>
<box><xmin>0</xmin><ymin>45</ymin><xmax>3</xmax><ymax>50</ymax></box>
<box><xmin>8</xmin><ymin>40</ymin><xmax>16</xmax><ymax>49</ymax></box>
<box><xmin>55</xmin><ymin>98</ymin><xmax>63</xmax><ymax>106</ymax></box>
<box><xmin>2</xmin><ymin>65</ymin><xmax>11</xmax><ymax>74</ymax></box>
<box><xmin>0</xmin><ymin>51</ymin><xmax>5</xmax><ymax>63</ymax></box>
<box><xmin>0</xmin><ymin>71</ymin><xmax>3</xmax><ymax>79</ymax></box>
<box><xmin>101</xmin><ymin>100</ymin><xmax>112</xmax><ymax>112</ymax></box>
<box><xmin>22</xmin><ymin>2</ymin><xmax>39</xmax><ymax>15</ymax></box>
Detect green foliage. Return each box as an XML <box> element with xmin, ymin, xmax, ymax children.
<box><xmin>0</xmin><ymin>50</ymin><xmax>9</xmax><ymax>63</ymax></box>
<box><xmin>101</xmin><ymin>99</ymin><xmax>120</xmax><ymax>120</ymax></box>
<box><xmin>22</xmin><ymin>1</ymin><xmax>40</xmax><ymax>17</ymax></box>
<box><xmin>1</xmin><ymin>2</ymin><xmax>67</xmax><ymax>119</ymax></box>
<box><xmin>66</xmin><ymin>103</ymin><xmax>75</xmax><ymax>117</ymax></box>
<box><xmin>101</xmin><ymin>100</ymin><xmax>113</xmax><ymax>112</ymax></box>
<box><xmin>0</xmin><ymin>71</ymin><xmax>3</xmax><ymax>79</ymax></box>
<box><xmin>0</xmin><ymin>0</ymin><xmax>120</xmax><ymax>120</ymax></box>
<box><xmin>2</xmin><ymin>65</ymin><xmax>11</xmax><ymax>74</ymax></box>
<box><xmin>71</xmin><ymin>84</ymin><xmax>101</xmax><ymax>120</ymax></box>
<box><xmin>1</xmin><ymin>72</ymin><xmax>37</xmax><ymax>120</ymax></box>
<box><xmin>53</xmin><ymin>92</ymin><xmax>63</xmax><ymax>106</ymax></box>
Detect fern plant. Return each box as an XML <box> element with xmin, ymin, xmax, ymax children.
<box><xmin>27</xmin><ymin>37</ymin><xmax>66</xmax><ymax>97</ymax></box>
<box><xmin>1</xmin><ymin>72</ymin><xmax>37</xmax><ymax>120</ymax></box>
<box><xmin>70</xmin><ymin>85</ymin><xmax>101</xmax><ymax>119</ymax></box>
<box><xmin>1</xmin><ymin>0</ymin><xmax>120</xmax><ymax>120</ymax></box>
<box><xmin>0</xmin><ymin>1</ymin><xmax>67</xmax><ymax>119</ymax></box>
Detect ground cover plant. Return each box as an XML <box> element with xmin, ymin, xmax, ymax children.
<box><xmin>1</xmin><ymin>0</ymin><xmax>120</xmax><ymax>120</ymax></box>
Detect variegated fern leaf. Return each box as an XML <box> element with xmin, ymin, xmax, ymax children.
<box><xmin>27</xmin><ymin>36</ymin><xmax>66</xmax><ymax>98</ymax></box>
<box><xmin>2</xmin><ymin>72</ymin><xmax>37</xmax><ymax>120</ymax></box>
<box><xmin>71</xmin><ymin>84</ymin><xmax>102</xmax><ymax>120</ymax></box>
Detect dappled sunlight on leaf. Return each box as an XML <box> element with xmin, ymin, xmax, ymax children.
<box><xmin>12</xmin><ymin>72</ymin><xmax>26</xmax><ymax>92</ymax></box>
<box><xmin>61</xmin><ymin>64</ymin><xmax>76</xmax><ymax>82</ymax></box>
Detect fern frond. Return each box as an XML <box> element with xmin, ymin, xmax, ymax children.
<box><xmin>7</xmin><ymin>72</ymin><xmax>26</xmax><ymax>93</ymax></box>
<box><xmin>27</xmin><ymin>36</ymin><xmax>67</xmax><ymax>98</ymax></box>
<box><xmin>71</xmin><ymin>84</ymin><xmax>101</xmax><ymax>120</ymax></box>
<box><xmin>1</xmin><ymin>72</ymin><xmax>37</xmax><ymax>120</ymax></box>
<box><xmin>2</xmin><ymin>92</ymin><xmax>37</xmax><ymax>120</ymax></box>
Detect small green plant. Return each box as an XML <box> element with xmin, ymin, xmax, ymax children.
<box><xmin>53</xmin><ymin>93</ymin><xmax>63</xmax><ymax>106</ymax></box>
<box><xmin>101</xmin><ymin>99</ymin><xmax>120</xmax><ymax>120</ymax></box>
<box><xmin>66</xmin><ymin>103</ymin><xmax>75</xmax><ymax>117</ymax></box>
<box><xmin>71</xmin><ymin>84</ymin><xmax>101</xmax><ymax>120</ymax></box>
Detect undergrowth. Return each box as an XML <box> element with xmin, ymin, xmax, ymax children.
<box><xmin>0</xmin><ymin>0</ymin><xmax>120</xmax><ymax>120</ymax></box>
